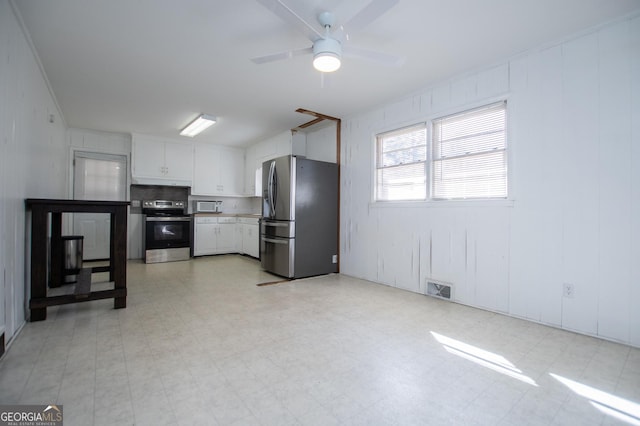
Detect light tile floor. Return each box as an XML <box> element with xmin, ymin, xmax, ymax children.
<box><xmin>1</xmin><ymin>255</ymin><xmax>639</xmax><ymax>425</ymax></box>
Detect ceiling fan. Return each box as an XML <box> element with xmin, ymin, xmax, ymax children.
<box><xmin>252</xmin><ymin>0</ymin><xmax>404</xmax><ymax>73</ymax></box>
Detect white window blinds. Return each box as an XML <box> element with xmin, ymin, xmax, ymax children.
<box><xmin>375</xmin><ymin>124</ymin><xmax>427</xmax><ymax>201</ymax></box>
<box><xmin>432</xmin><ymin>101</ymin><xmax>507</xmax><ymax>199</ymax></box>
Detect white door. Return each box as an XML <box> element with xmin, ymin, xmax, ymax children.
<box><xmin>73</xmin><ymin>152</ymin><xmax>127</xmax><ymax>260</ymax></box>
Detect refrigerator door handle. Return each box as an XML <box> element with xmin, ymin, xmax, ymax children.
<box><xmin>272</xmin><ymin>162</ymin><xmax>278</xmax><ymax>215</ymax></box>
<box><xmin>263</xmin><ymin>222</ymin><xmax>289</xmax><ymax>227</ymax></box>
<box><xmin>262</xmin><ymin>236</ymin><xmax>288</xmax><ymax>245</ymax></box>
<box><xmin>267</xmin><ymin>160</ymin><xmax>276</xmax><ymax>218</ymax></box>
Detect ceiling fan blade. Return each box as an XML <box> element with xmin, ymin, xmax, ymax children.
<box><xmin>343</xmin><ymin>45</ymin><xmax>405</xmax><ymax>67</ymax></box>
<box><xmin>342</xmin><ymin>0</ymin><xmax>399</xmax><ymax>36</ymax></box>
<box><xmin>251</xmin><ymin>46</ymin><xmax>313</xmax><ymax>64</ymax></box>
<box><xmin>256</xmin><ymin>0</ymin><xmax>323</xmax><ymax>42</ymax></box>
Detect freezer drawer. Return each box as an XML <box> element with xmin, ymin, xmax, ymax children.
<box><xmin>260</xmin><ymin>235</ymin><xmax>294</xmax><ymax>278</ymax></box>
<box><xmin>260</xmin><ymin>219</ymin><xmax>295</xmax><ymax>238</ymax></box>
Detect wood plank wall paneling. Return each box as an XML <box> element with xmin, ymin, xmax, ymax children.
<box><xmin>597</xmin><ymin>21</ymin><xmax>633</xmax><ymax>342</ymax></box>
<box><xmin>630</xmin><ymin>15</ymin><xmax>640</xmax><ymax>347</ymax></box>
<box><xmin>340</xmin><ymin>14</ymin><xmax>640</xmax><ymax>347</ymax></box>
<box><xmin>0</xmin><ymin>0</ymin><xmax>68</xmax><ymax>342</ymax></box>
<box><xmin>555</xmin><ymin>33</ymin><xmax>600</xmax><ymax>335</ymax></box>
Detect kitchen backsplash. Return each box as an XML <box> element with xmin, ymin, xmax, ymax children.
<box><xmin>129</xmin><ymin>185</ymin><xmax>261</xmax><ymax>215</ymax></box>
<box><xmin>188</xmin><ymin>195</ymin><xmax>260</xmax><ymax>215</ymax></box>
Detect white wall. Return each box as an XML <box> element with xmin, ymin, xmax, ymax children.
<box><xmin>305</xmin><ymin>122</ymin><xmax>337</xmax><ymax>163</ymax></box>
<box><xmin>0</xmin><ymin>0</ymin><xmax>68</xmax><ymax>343</ymax></box>
<box><xmin>341</xmin><ymin>14</ymin><xmax>640</xmax><ymax>347</ymax></box>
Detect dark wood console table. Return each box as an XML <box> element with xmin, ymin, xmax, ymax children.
<box><xmin>25</xmin><ymin>199</ymin><xmax>130</xmax><ymax>321</ymax></box>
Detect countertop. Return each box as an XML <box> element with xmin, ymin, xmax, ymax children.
<box><xmin>193</xmin><ymin>213</ymin><xmax>261</xmax><ymax>218</ymax></box>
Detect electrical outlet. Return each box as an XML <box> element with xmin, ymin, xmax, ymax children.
<box><xmin>332</xmin><ymin>255</ymin><xmax>338</xmax><ymax>264</ymax></box>
<box><xmin>563</xmin><ymin>283</ymin><xmax>574</xmax><ymax>298</ymax></box>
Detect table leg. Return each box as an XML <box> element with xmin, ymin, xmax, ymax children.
<box><xmin>49</xmin><ymin>212</ymin><xmax>63</xmax><ymax>288</ymax></box>
<box><xmin>112</xmin><ymin>207</ymin><xmax>127</xmax><ymax>309</ymax></box>
<box><xmin>30</xmin><ymin>207</ymin><xmax>48</xmax><ymax>321</ymax></box>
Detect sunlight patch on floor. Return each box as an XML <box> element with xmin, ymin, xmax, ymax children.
<box><xmin>550</xmin><ymin>373</ymin><xmax>640</xmax><ymax>425</ymax></box>
<box><xmin>431</xmin><ymin>331</ymin><xmax>538</xmax><ymax>386</ymax></box>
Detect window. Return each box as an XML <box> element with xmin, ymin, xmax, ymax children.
<box><xmin>432</xmin><ymin>102</ymin><xmax>507</xmax><ymax>199</ymax></box>
<box><xmin>375</xmin><ymin>124</ymin><xmax>427</xmax><ymax>201</ymax></box>
<box><xmin>374</xmin><ymin>101</ymin><xmax>508</xmax><ymax>203</ymax></box>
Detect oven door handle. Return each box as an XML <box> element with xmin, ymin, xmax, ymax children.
<box><xmin>146</xmin><ymin>217</ymin><xmax>191</xmax><ymax>222</ymax></box>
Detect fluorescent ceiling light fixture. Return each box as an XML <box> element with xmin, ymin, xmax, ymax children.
<box><xmin>313</xmin><ymin>38</ymin><xmax>341</xmax><ymax>73</ymax></box>
<box><xmin>180</xmin><ymin>114</ymin><xmax>216</xmax><ymax>137</ymax></box>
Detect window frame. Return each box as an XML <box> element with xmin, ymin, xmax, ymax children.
<box><xmin>372</xmin><ymin>98</ymin><xmax>510</xmax><ymax>205</ymax></box>
<box><xmin>430</xmin><ymin>101</ymin><xmax>508</xmax><ymax>201</ymax></box>
<box><xmin>373</xmin><ymin>122</ymin><xmax>428</xmax><ymax>202</ymax></box>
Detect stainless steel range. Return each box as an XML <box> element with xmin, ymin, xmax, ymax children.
<box><xmin>142</xmin><ymin>200</ymin><xmax>191</xmax><ymax>263</ymax></box>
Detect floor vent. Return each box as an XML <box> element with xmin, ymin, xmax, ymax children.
<box><xmin>426</xmin><ymin>280</ymin><xmax>452</xmax><ymax>300</ymax></box>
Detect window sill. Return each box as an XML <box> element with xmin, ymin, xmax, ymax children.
<box><xmin>370</xmin><ymin>199</ymin><xmax>515</xmax><ymax>208</ymax></box>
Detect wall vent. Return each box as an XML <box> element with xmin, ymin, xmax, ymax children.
<box><xmin>426</xmin><ymin>280</ymin><xmax>452</xmax><ymax>300</ymax></box>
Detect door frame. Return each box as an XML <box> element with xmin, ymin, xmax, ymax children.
<box><xmin>66</xmin><ymin>146</ymin><xmax>131</xmax><ymax>244</ymax></box>
<box><xmin>68</xmin><ymin>147</ymin><xmax>131</xmax><ymax>201</ymax></box>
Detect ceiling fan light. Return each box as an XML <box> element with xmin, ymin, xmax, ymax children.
<box><xmin>180</xmin><ymin>113</ymin><xmax>216</xmax><ymax>137</ymax></box>
<box><xmin>313</xmin><ymin>37</ymin><xmax>342</xmax><ymax>73</ymax></box>
<box><xmin>313</xmin><ymin>52</ymin><xmax>341</xmax><ymax>72</ymax></box>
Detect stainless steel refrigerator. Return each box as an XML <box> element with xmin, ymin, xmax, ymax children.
<box><xmin>260</xmin><ymin>155</ymin><xmax>338</xmax><ymax>278</ymax></box>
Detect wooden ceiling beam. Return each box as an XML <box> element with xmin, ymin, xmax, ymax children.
<box><xmin>295</xmin><ymin>108</ymin><xmax>340</xmax><ymax>122</ymax></box>
<box><xmin>295</xmin><ymin>117</ymin><xmax>325</xmax><ymax>130</ymax></box>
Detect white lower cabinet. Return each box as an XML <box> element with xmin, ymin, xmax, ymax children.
<box><xmin>194</xmin><ymin>216</ymin><xmax>237</xmax><ymax>256</ymax></box>
<box><xmin>238</xmin><ymin>217</ymin><xmax>259</xmax><ymax>258</ymax></box>
<box><xmin>216</xmin><ymin>218</ymin><xmax>237</xmax><ymax>253</ymax></box>
<box><xmin>194</xmin><ymin>216</ymin><xmax>259</xmax><ymax>258</ymax></box>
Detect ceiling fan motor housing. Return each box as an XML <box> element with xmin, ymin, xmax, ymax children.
<box><xmin>313</xmin><ymin>37</ymin><xmax>342</xmax><ymax>58</ymax></box>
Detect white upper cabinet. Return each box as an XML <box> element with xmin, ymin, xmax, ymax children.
<box><xmin>193</xmin><ymin>144</ymin><xmax>244</xmax><ymax>196</ymax></box>
<box><xmin>244</xmin><ymin>145</ymin><xmax>258</xmax><ymax>196</ymax></box>
<box><xmin>246</xmin><ymin>130</ymin><xmax>304</xmax><ymax>197</ymax></box>
<box><xmin>131</xmin><ymin>134</ymin><xmax>193</xmax><ymax>186</ymax></box>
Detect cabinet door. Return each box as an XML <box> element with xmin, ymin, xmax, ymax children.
<box><xmin>236</xmin><ymin>224</ymin><xmax>244</xmax><ymax>253</ymax></box>
<box><xmin>132</xmin><ymin>138</ymin><xmax>166</xmax><ymax>178</ymax></box>
<box><xmin>244</xmin><ymin>145</ymin><xmax>257</xmax><ymax>196</ymax></box>
<box><xmin>194</xmin><ymin>223</ymin><xmax>217</xmax><ymax>256</ymax></box>
<box><xmin>218</xmin><ymin>147</ymin><xmax>244</xmax><ymax>195</ymax></box>
<box><xmin>216</xmin><ymin>223</ymin><xmax>236</xmax><ymax>253</ymax></box>
<box><xmin>242</xmin><ymin>224</ymin><xmax>259</xmax><ymax>258</ymax></box>
<box><xmin>132</xmin><ymin>135</ymin><xmax>193</xmax><ymax>185</ymax></box>
<box><xmin>193</xmin><ymin>145</ymin><xmax>245</xmax><ymax>196</ymax></box>
<box><xmin>193</xmin><ymin>144</ymin><xmax>220</xmax><ymax>195</ymax></box>
<box><xmin>164</xmin><ymin>142</ymin><xmax>193</xmax><ymax>181</ymax></box>
<box><xmin>248</xmin><ymin>224</ymin><xmax>259</xmax><ymax>258</ymax></box>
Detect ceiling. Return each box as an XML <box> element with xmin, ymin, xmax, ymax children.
<box><xmin>14</xmin><ymin>0</ymin><xmax>640</xmax><ymax>147</ymax></box>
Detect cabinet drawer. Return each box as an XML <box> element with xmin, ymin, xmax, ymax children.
<box><xmin>195</xmin><ymin>217</ymin><xmax>217</xmax><ymax>224</ymax></box>
<box><xmin>238</xmin><ymin>217</ymin><xmax>259</xmax><ymax>225</ymax></box>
